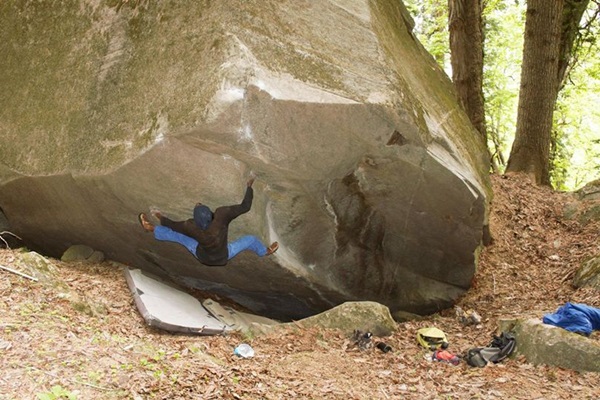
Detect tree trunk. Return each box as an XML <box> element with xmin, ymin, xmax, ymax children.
<box><xmin>448</xmin><ymin>0</ymin><xmax>487</xmax><ymax>143</ymax></box>
<box><xmin>558</xmin><ymin>0</ymin><xmax>590</xmax><ymax>88</ymax></box>
<box><xmin>505</xmin><ymin>0</ymin><xmax>564</xmax><ymax>186</ymax></box>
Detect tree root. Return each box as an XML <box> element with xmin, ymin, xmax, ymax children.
<box><xmin>0</xmin><ymin>231</ymin><xmax>22</xmax><ymax>249</ymax></box>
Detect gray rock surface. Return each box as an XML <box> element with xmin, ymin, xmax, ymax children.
<box><xmin>61</xmin><ymin>245</ymin><xmax>95</xmax><ymax>262</ymax></box>
<box><xmin>62</xmin><ymin>244</ymin><xmax>105</xmax><ymax>263</ymax></box>
<box><xmin>573</xmin><ymin>256</ymin><xmax>600</xmax><ymax>290</ymax></box>
<box><xmin>563</xmin><ymin>179</ymin><xmax>600</xmax><ymax>225</ymax></box>
<box><xmin>499</xmin><ymin>318</ymin><xmax>600</xmax><ymax>372</ymax></box>
<box><xmin>290</xmin><ymin>301</ymin><xmax>397</xmax><ymax>337</ymax></box>
<box><xmin>574</xmin><ymin>179</ymin><xmax>600</xmax><ymax>201</ymax></box>
<box><xmin>0</xmin><ymin>0</ymin><xmax>490</xmax><ymax>320</ymax></box>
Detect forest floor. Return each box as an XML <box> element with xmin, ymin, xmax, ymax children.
<box><xmin>0</xmin><ymin>173</ymin><xmax>599</xmax><ymax>400</ymax></box>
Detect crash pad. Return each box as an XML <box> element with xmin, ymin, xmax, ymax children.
<box><xmin>202</xmin><ymin>299</ymin><xmax>279</xmax><ymax>332</ymax></box>
<box><xmin>123</xmin><ymin>268</ymin><xmax>280</xmax><ymax>335</ymax></box>
<box><xmin>124</xmin><ymin>268</ymin><xmax>228</xmax><ymax>335</ymax></box>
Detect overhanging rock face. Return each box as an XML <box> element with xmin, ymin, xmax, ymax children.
<box><xmin>0</xmin><ymin>0</ymin><xmax>491</xmax><ymax>320</ymax></box>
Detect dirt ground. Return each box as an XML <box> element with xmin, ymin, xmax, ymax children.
<box><xmin>1</xmin><ymin>173</ymin><xmax>599</xmax><ymax>400</ymax></box>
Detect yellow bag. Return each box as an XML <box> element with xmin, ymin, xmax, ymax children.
<box><xmin>417</xmin><ymin>327</ymin><xmax>449</xmax><ymax>350</ymax></box>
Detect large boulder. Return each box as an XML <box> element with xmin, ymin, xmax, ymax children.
<box><xmin>0</xmin><ymin>0</ymin><xmax>490</xmax><ymax>320</ymax></box>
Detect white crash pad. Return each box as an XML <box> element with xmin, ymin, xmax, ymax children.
<box><xmin>124</xmin><ymin>268</ymin><xmax>228</xmax><ymax>335</ymax></box>
<box><xmin>123</xmin><ymin>268</ymin><xmax>280</xmax><ymax>335</ymax></box>
<box><xmin>202</xmin><ymin>299</ymin><xmax>279</xmax><ymax>332</ymax></box>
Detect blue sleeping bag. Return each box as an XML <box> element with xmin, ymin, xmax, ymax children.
<box><xmin>543</xmin><ymin>302</ymin><xmax>600</xmax><ymax>336</ymax></box>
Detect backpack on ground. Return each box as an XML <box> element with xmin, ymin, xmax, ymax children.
<box><xmin>416</xmin><ymin>327</ymin><xmax>449</xmax><ymax>350</ymax></box>
<box><xmin>465</xmin><ymin>331</ymin><xmax>516</xmax><ymax>368</ymax></box>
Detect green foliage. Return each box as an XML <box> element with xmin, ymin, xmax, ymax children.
<box><xmin>406</xmin><ymin>0</ymin><xmax>600</xmax><ymax>190</ymax></box>
<box><xmin>482</xmin><ymin>1</ymin><xmax>525</xmax><ymax>171</ymax></box>
<box><xmin>553</xmin><ymin>55</ymin><xmax>600</xmax><ymax>190</ymax></box>
<box><xmin>36</xmin><ymin>385</ymin><xmax>77</xmax><ymax>400</ymax></box>
<box><xmin>551</xmin><ymin>3</ymin><xmax>600</xmax><ymax>190</ymax></box>
<box><xmin>404</xmin><ymin>0</ymin><xmax>450</xmax><ymax>68</ymax></box>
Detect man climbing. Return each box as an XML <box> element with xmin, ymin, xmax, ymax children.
<box><xmin>138</xmin><ymin>176</ymin><xmax>278</xmax><ymax>266</ymax></box>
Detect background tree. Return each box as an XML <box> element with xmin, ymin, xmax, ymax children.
<box><xmin>550</xmin><ymin>0</ymin><xmax>598</xmax><ymax>188</ymax></box>
<box><xmin>448</xmin><ymin>0</ymin><xmax>487</xmax><ymax>145</ymax></box>
<box><xmin>406</xmin><ymin>0</ymin><xmax>600</xmax><ymax>189</ymax></box>
<box><xmin>505</xmin><ymin>0</ymin><xmax>564</xmax><ymax>185</ymax></box>
<box><xmin>482</xmin><ymin>1</ymin><xmax>525</xmax><ymax>173</ymax></box>
<box><xmin>506</xmin><ymin>0</ymin><xmax>597</xmax><ymax>186</ymax></box>
<box><xmin>557</xmin><ymin>0</ymin><xmax>591</xmax><ymax>88</ymax></box>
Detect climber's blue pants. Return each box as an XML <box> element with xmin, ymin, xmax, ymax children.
<box><xmin>154</xmin><ymin>226</ymin><xmax>267</xmax><ymax>260</ymax></box>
